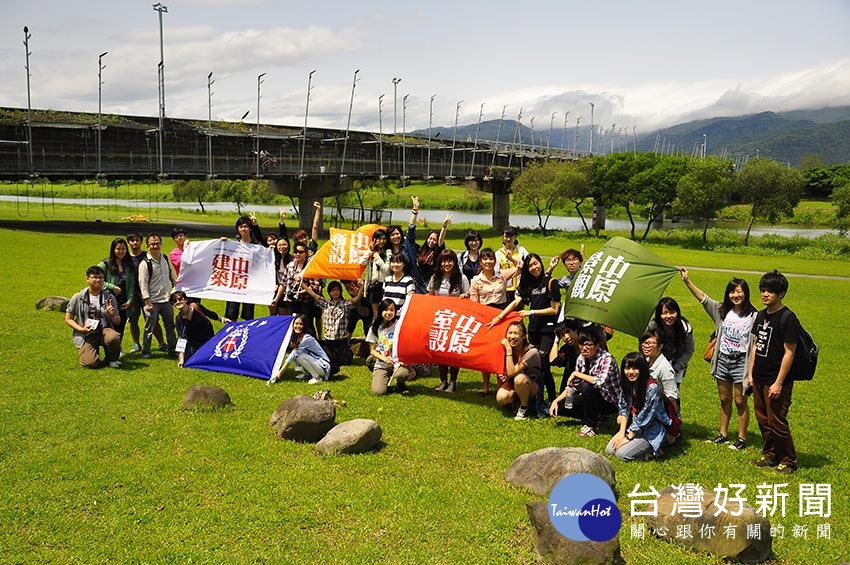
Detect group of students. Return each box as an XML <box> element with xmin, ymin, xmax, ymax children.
<box><xmin>64</xmin><ymin>198</ymin><xmax>802</xmax><ymax>472</ymax></box>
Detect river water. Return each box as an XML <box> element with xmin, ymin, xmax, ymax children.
<box><xmin>1</xmin><ymin>195</ymin><xmax>834</xmax><ymax>239</ymax></box>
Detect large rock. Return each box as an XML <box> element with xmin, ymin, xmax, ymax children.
<box><xmin>269</xmin><ymin>395</ymin><xmax>336</xmax><ymax>442</ymax></box>
<box><xmin>182</xmin><ymin>385</ymin><xmax>232</xmax><ymax>410</ymax></box>
<box><xmin>505</xmin><ymin>447</ymin><xmax>616</xmax><ymax>496</ymax></box>
<box><xmin>36</xmin><ymin>296</ymin><xmax>69</xmax><ymax>312</ymax></box>
<box><xmin>644</xmin><ymin>485</ymin><xmax>771</xmax><ymax>563</ymax></box>
<box><xmin>527</xmin><ymin>501</ymin><xmax>624</xmax><ymax>565</ymax></box>
<box><xmin>316</xmin><ymin>419</ymin><xmax>382</xmax><ymax>455</ymax></box>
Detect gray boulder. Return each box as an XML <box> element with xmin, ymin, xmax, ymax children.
<box><xmin>182</xmin><ymin>385</ymin><xmax>232</xmax><ymax>411</ymax></box>
<box><xmin>316</xmin><ymin>419</ymin><xmax>382</xmax><ymax>455</ymax></box>
<box><xmin>269</xmin><ymin>395</ymin><xmax>336</xmax><ymax>442</ymax></box>
<box><xmin>527</xmin><ymin>501</ymin><xmax>624</xmax><ymax>565</ymax></box>
<box><xmin>645</xmin><ymin>485</ymin><xmax>771</xmax><ymax>563</ymax></box>
<box><xmin>505</xmin><ymin>447</ymin><xmax>617</xmax><ymax>496</ymax></box>
<box><xmin>36</xmin><ymin>296</ymin><xmax>69</xmax><ymax>312</ymax></box>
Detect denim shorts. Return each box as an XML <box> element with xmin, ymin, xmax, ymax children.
<box><xmin>714</xmin><ymin>352</ymin><xmax>746</xmax><ymax>384</ymax></box>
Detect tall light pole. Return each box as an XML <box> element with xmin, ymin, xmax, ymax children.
<box><xmin>547</xmin><ymin>112</ymin><xmax>556</xmax><ymax>157</ymax></box>
<box><xmin>299</xmin><ymin>69</ymin><xmax>316</xmax><ymax>185</ymax></box>
<box><xmin>561</xmin><ymin>111</ymin><xmax>569</xmax><ymax>152</ymax></box>
<box><xmin>152</xmin><ymin>3</ymin><xmax>168</xmax><ymax>178</ymax></box>
<box><xmin>255</xmin><ymin>72</ymin><xmax>265</xmax><ymax>177</ymax></box>
<box><xmin>392</xmin><ymin>77</ymin><xmax>401</xmax><ymax>135</ymax></box>
<box><xmin>611</xmin><ymin>123</ymin><xmax>616</xmax><ymax>154</ymax></box>
<box><xmin>402</xmin><ymin>94</ymin><xmax>409</xmax><ymax>180</ymax></box>
<box><xmin>23</xmin><ymin>26</ymin><xmax>34</xmax><ymax>176</ymax></box>
<box><xmin>490</xmin><ymin>104</ymin><xmax>506</xmax><ymax>173</ymax></box>
<box><xmin>632</xmin><ymin>125</ymin><xmax>637</xmax><ymax>155</ymax></box>
<box><xmin>426</xmin><ymin>94</ymin><xmax>436</xmax><ymax>179</ymax></box>
<box><xmin>340</xmin><ymin>69</ymin><xmax>359</xmax><ymax>177</ymax></box>
<box><xmin>207</xmin><ymin>72</ymin><xmax>214</xmax><ymax>185</ymax></box>
<box><xmin>449</xmin><ymin>100</ymin><xmax>462</xmax><ymax>179</ymax></box>
<box><xmin>97</xmin><ymin>51</ymin><xmax>108</xmax><ymax>178</ymax></box>
<box><xmin>574</xmin><ymin>116</ymin><xmax>581</xmax><ymax>153</ymax></box>
<box><xmin>378</xmin><ymin>94</ymin><xmax>385</xmax><ymax>178</ymax></box>
<box><xmin>470</xmin><ymin>102</ymin><xmax>484</xmax><ymax>177</ymax></box>
<box><xmin>589</xmin><ymin>102</ymin><xmax>594</xmax><ymax>154</ymax></box>
<box><xmin>529</xmin><ymin>117</ymin><xmax>536</xmax><ymax>153</ymax></box>
<box><xmin>703</xmin><ymin>133</ymin><xmax>707</xmax><ymax>158</ymax></box>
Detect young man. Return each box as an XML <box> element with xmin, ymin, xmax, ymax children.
<box><xmin>65</xmin><ymin>266</ymin><xmax>122</xmax><ymax>368</ymax></box>
<box><xmin>138</xmin><ymin>233</ymin><xmax>178</xmax><ymax>358</ymax></box>
<box><xmin>127</xmin><ymin>232</ymin><xmax>165</xmax><ymax>352</ymax></box>
<box><xmin>747</xmin><ymin>270</ymin><xmax>799</xmax><ymax>475</ymax></box>
<box><xmin>169</xmin><ymin>226</ymin><xmax>188</xmax><ymax>276</ymax></box>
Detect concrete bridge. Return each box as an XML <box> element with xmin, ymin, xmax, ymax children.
<box><xmin>0</xmin><ymin>107</ymin><xmax>585</xmax><ymax>228</ymax></box>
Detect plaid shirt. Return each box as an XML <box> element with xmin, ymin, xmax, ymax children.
<box><xmin>575</xmin><ymin>349</ymin><xmax>622</xmax><ymax>407</ymax></box>
<box><xmin>316</xmin><ymin>297</ymin><xmax>355</xmax><ymax>340</ymax></box>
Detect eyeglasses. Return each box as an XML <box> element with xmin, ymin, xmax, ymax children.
<box><xmin>579</xmin><ymin>342</ymin><xmax>597</xmax><ymax>349</ymax></box>
<box><xmin>148</xmin><ymin>242</ymin><xmax>162</xmax><ymax>247</ymax></box>
<box><xmin>295</xmin><ymin>250</ymin><xmax>307</xmax><ymax>255</ymax></box>
<box><xmin>565</xmin><ymin>259</ymin><xmax>581</xmax><ymax>264</ymax></box>
<box><xmin>641</xmin><ymin>340</ymin><xmax>659</xmax><ymax>347</ymax></box>
<box><xmin>171</xmin><ymin>297</ymin><xmax>186</xmax><ymax>304</ymax></box>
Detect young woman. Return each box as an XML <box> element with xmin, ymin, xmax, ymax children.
<box><xmin>98</xmin><ymin>237</ymin><xmax>135</xmax><ymax>341</ymax></box>
<box><xmin>366</xmin><ymin>299</ymin><xmax>412</xmax><ymax>395</ymax></box>
<box><xmin>269</xmin><ymin>236</ymin><xmax>292</xmax><ymax>315</ymax></box>
<box><xmin>497</xmin><ymin>321</ymin><xmax>541</xmax><ymax>421</ymax></box>
<box><xmin>469</xmin><ymin>247</ymin><xmax>520</xmax><ymax>395</ymax></box>
<box><xmin>269</xmin><ymin>314</ymin><xmax>331</xmax><ymax>385</ymax></box>
<box><xmin>494</xmin><ymin>225</ymin><xmax>528</xmax><ymax>303</ymax></box>
<box><xmin>361</xmin><ymin>228</ymin><xmax>391</xmax><ymax>320</ymax></box>
<box><xmin>169</xmin><ymin>290</ymin><xmax>230</xmax><ymax>368</ymax></box>
<box><xmin>458</xmin><ymin>230</ymin><xmax>483</xmax><ymax>283</ymax></box>
<box><xmin>681</xmin><ymin>268</ymin><xmax>757</xmax><ymax>451</ymax></box>
<box><xmin>639</xmin><ymin>329</ymin><xmax>678</xmax><ymax>411</ymax></box>
<box><xmin>490</xmin><ymin>253</ymin><xmax>560</xmax><ymax>417</ymax></box>
<box><xmin>224</xmin><ymin>214</ymin><xmax>262</xmax><ymax>321</ymax></box>
<box><xmin>549</xmin><ymin>329</ymin><xmax>621</xmax><ymax>437</ymax></box>
<box><xmin>382</xmin><ymin>253</ymin><xmax>415</xmax><ymax>309</ymax></box>
<box><xmin>647</xmin><ymin>297</ymin><xmax>695</xmax><ymax>396</ymax></box>
<box><xmin>605</xmin><ymin>353</ymin><xmax>672</xmax><ymax>462</ymax></box>
<box><xmin>429</xmin><ymin>249</ymin><xmax>470</xmax><ymax>393</ymax></box>
<box><xmin>411</xmin><ymin>200</ymin><xmax>450</xmax><ymax>293</ymax></box>
<box><xmin>275</xmin><ymin>241</ymin><xmax>321</xmax><ymax>334</ymax></box>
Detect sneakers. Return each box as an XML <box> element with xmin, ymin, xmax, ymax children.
<box><xmin>132</xmin><ymin>343</ymin><xmax>141</xmax><ymax>352</ymax></box>
<box><xmin>435</xmin><ymin>381</ymin><xmax>449</xmax><ymax>392</ymax></box>
<box><xmin>307</xmin><ymin>377</ymin><xmax>323</xmax><ymax>385</ymax></box>
<box><xmin>141</xmin><ymin>353</ymin><xmax>152</xmax><ymax>359</ymax></box>
<box><xmin>396</xmin><ymin>382</ymin><xmax>411</xmax><ymax>395</ymax></box>
<box><xmin>108</xmin><ymin>361</ymin><xmax>122</xmax><ymax>369</ymax></box>
<box><xmin>752</xmin><ymin>457</ymin><xmax>777</xmax><ymax>468</ymax></box>
<box><xmin>514</xmin><ymin>406</ymin><xmax>529</xmax><ymax>421</ymax></box>
<box><xmin>775</xmin><ymin>463</ymin><xmax>797</xmax><ymax>475</ymax></box>
<box><xmin>446</xmin><ymin>381</ymin><xmax>457</xmax><ymax>393</ymax></box>
<box><xmin>578</xmin><ymin>425</ymin><xmax>597</xmax><ymax>438</ymax></box>
<box><xmin>728</xmin><ymin>438</ymin><xmax>747</xmax><ymax>451</ymax></box>
<box><xmin>706</xmin><ymin>434</ymin><xmax>729</xmax><ymax>445</ymax></box>
<box><xmin>159</xmin><ymin>344</ymin><xmax>169</xmax><ymax>352</ymax></box>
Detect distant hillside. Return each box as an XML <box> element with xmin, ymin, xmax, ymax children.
<box><xmin>411</xmin><ymin>120</ymin><xmax>593</xmax><ymax>151</ymax></box>
<box><xmin>635</xmin><ymin>106</ymin><xmax>850</xmax><ymax>165</ymax></box>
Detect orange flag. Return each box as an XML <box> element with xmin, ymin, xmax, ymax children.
<box><xmin>302</xmin><ymin>224</ymin><xmax>384</xmax><ymax>280</ymax></box>
<box><xmin>395</xmin><ymin>294</ymin><xmax>522</xmax><ymax>374</ymax></box>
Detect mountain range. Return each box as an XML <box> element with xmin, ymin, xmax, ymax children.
<box><xmin>411</xmin><ymin>106</ymin><xmax>850</xmax><ymax>166</ymax></box>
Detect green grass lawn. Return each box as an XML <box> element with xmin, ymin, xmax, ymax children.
<box><xmin>1</xmin><ymin>225</ymin><xmax>847</xmax><ymax>564</ymax></box>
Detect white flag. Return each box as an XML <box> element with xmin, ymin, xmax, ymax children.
<box><xmin>177</xmin><ymin>239</ymin><xmax>276</xmax><ymax>304</ymax></box>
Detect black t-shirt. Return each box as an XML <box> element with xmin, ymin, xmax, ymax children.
<box><xmin>519</xmin><ymin>275</ymin><xmax>560</xmax><ymax>334</ymax></box>
<box><xmin>751</xmin><ymin>307</ymin><xmax>800</xmax><ymax>385</ymax></box>
<box><xmin>551</xmin><ymin>343</ymin><xmax>580</xmax><ymax>392</ymax></box>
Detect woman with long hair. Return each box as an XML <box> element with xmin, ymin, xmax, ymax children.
<box><xmin>605</xmin><ymin>353</ymin><xmax>672</xmax><ymax>462</ymax></box>
<box><xmin>382</xmin><ymin>253</ymin><xmax>415</xmax><ymax>309</ymax></box>
<box><xmin>275</xmin><ymin>241</ymin><xmax>321</xmax><ymax>334</ymax></box>
<box><xmin>269</xmin><ymin>236</ymin><xmax>292</xmax><ymax>315</ymax></box>
<box><xmin>490</xmin><ymin>253</ymin><xmax>560</xmax><ymax>417</ymax></box>
<box><xmin>98</xmin><ymin>237</ymin><xmax>135</xmax><ymax>341</ymax></box>
<box><xmin>458</xmin><ymin>230</ymin><xmax>483</xmax><ymax>282</ymax></box>
<box><xmin>269</xmin><ymin>314</ymin><xmax>331</xmax><ymax>385</ymax></box>
<box><xmin>169</xmin><ymin>290</ymin><xmax>230</xmax><ymax>368</ymax></box>
<box><xmin>497</xmin><ymin>321</ymin><xmax>542</xmax><ymax>421</ymax></box>
<box><xmin>362</xmin><ymin>228</ymin><xmax>391</xmax><ymax>320</ymax></box>
<box><xmin>647</xmin><ymin>297</ymin><xmax>695</xmax><ymax>396</ymax></box>
<box><xmin>494</xmin><ymin>225</ymin><xmax>527</xmax><ymax>303</ymax></box>
<box><xmin>681</xmin><ymin>268</ymin><xmax>757</xmax><ymax>451</ymax></box>
<box><xmin>429</xmin><ymin>249</ymin><xmax>470</xmax><ymax>392</ymax></box>
<box><xmin>366</xmin><ymin>299</ymin><xmax>412</xmax><ymax>395</ymax></box>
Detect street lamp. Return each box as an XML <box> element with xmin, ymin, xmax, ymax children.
<box><xmin>529</xmin><ymin>117</ymin><xmax>536</xmax><ymax>153</ymax></box>
<box><xmin>490</xmin><ymin>104</ymin><xmax>506</xmax><ymax>172</ymax></box>
<box><xmin>378</xmin><ymin>94</ymin><xmax>385</xmax><ymax>178</ymax></box>
<box><xmin>299</xmin><ymin>69</ymin><xmax>316</xmax><ymax>184</ymax></box>
<box><xmin>97</xmin><ymin>51</ymin><xmax>108</xmax><ymax>178</ymax></box>
<box><xmin>207</xmin><ymin>72</ymin><xmax>214</xmax><ymax>184</ymax></box>
<box><xmin>574</xmin><ymin>116</ymin><xmax>581</xmax><ymax>153</ymax></box>
<box><xmin>449</xmin><ymin>100</ymin><xmax>462</xmax><ymax>179</ymax></box>
<box><xmin>611</xmin><ymin>123</ymin><xmax>616</xmax><ymax>154</ymax></box>
<box><xmin>23</xmin><ymin>26</ymin><xmax>34</xmax><ymax>176</ymax></box>
<box><xmin>703</xmin><ymin>133</ymin><xmax>707</xmax><ymax>158</ymax></box>
<box><xmin>426</xmin><ymin>94</ymin><xmax>436</xmax><ymax>179</ymax></box>
<box><xmin>547</xmin><ymin>112</ymin><xmax>556</xmax><ymax>157</ymax></box>
<box><xmin>256</xmin><ymin>72</ymin><xmax>265</xmax><ymax>177</ymax></box>
<box><xmin>402</xmin><ymin>94</ymin><xmax>409</xmax><ymax>180</ymax></box>
<box><xmin>340</xmin><ymin>69</ymin><xmax>359</xmax><ymax>177</ymax></box>
<box><xmin>469</xmin><ymin>102</ymin><xmax>484</xmax><ymax>177</ymax></box>
<box><xmin>152</xmin><ymin>3</ymin><xmax>168</xmax><ymax>178</ymax></box>
<box><xmin>561</xmin><ymin>111</ymin><xmax>570</xmax><ymax>152</ymax></box>
<box><xmin>392</xmin><ymin>77</ymin><xmax>401</xmax><ymax>135</ymax></box>
<box><xmin>632</xmin><ymin>125</ymin><xmax>637</xmax><ymax>155</ymax></box>
<box><xmin>589</xmin><ymin>102</ymin><xmax>595</xmax><ymax>154</ymax></box>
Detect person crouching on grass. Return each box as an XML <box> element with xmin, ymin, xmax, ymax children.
<box><xmin>269</xmin><ymin>314</ymin><xmax>331</xmax><ymax>385</ymax></box>
<box><xmin>65</xmin><ymin>266</ymin><xmax>122</xmax><ymax>369</ymax></box>
<box><xmin>366</xmin><ymin>299</ymin><xmax>412</xmax><ymax>395</ymax></box>
<box><xmin>497</xmin><ymin>321</ymin><xmax>542</xmax><ymax>421</ymax></box>
<box><xmin>747</xmin><ymin>270</ymin><xmax>800</xmax><ymax>475</ymax></box>
<box><xmin>170</xmin><ymin>290</ymin><xmax>231</xmax><ymax>368</ymax></box>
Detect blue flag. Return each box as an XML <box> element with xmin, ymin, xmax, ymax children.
<box><xmin>184</xmin><ymin>315</ymin><xmax>293</xmax><ymax>381</ymax></box>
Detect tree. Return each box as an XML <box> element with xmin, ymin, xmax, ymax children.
<box><xmin>216</xmin><ymin>180</ymin><xmax>248</xmax><ymax>215</ymax></box>
<box><xmin>672</xmin><ymin>157</ymin><xmax>733</xmax><ymax>242</ymax></box>
<box><xmin>592</xmin><ymin>153</ymin><xmax>640</xmax><ymax>239</ymax></box>
<box><xmin>171</xmin><ymin>179</ymin><xmax>210</xmax><ymax>213</ymax></box>
<box><xmin>564</xmin><ymin>159</ymin><xmax>592</xmax><ymax>235</ymax></box>
<box><xmin>510</xmin><ymin>160</ymin><xmax>569</xmax><ymax>234</ymax></box>
<box><xmin>734</xmin><ymin>158</ymin><xmax>805</xmax><ymax>246</ymax></box>
<box><xmin>831</xmin><ymin>178</ymin><xmax>850</xmax><ymax>234</ymax></box>
<box><xmin>629</xmin><ymin>154</ymin><xmax>688</xmax><ymax>241</ymax></box>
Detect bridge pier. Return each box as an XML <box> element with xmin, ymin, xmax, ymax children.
<box><xmin>268</xmin><ymin>176</ymin><xmax>353</xmax><ymax>232</ymax></box>
<box><xmin>468</xmin><ymin>178</ymin><xmax>511</xmax><ymax>232</ymax></box>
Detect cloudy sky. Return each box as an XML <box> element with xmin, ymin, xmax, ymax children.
<box><xmin>2</xmin><ymin>0</ymin><xmax>849</xmax><ymax>135</ymax></box>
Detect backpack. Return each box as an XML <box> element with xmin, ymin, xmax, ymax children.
<box><xmin>648</xmin><ymin>378</ymin><xmax>682</xmax><ymax>445</ymax></box>
<box><xmin>782</xmin><ymin>309</ymin><xmax>819</xmax><ymax>381</ymax></box>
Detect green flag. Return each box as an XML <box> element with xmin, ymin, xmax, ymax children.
<box><xmin>563</xmin><ymin>237</ymin><xmax>678</xmax><ymax>338</ymax></box>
